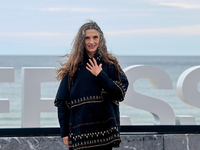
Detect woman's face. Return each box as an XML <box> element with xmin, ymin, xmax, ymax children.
<box><xmin>84</xmin><ymin>29</ymin><xmax>100</xmax><ymax>58</ymax></box>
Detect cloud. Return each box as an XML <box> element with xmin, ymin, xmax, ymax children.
<box><xmin>40</xmin><ymin>7</ymin><xmax>106</xmax><ymax>13</ymax></box>
<box><xmin>2</xmin><ymin>25</ymin><xmax>200</xmax><ymax>38</ymax></box>
<box><xmin>0</xmin><ymin>32</ymin><xmax>62</xmax><ymax>37</ymax></box>
<box><xmin>144</xmin><ymin>0</ymin><xmax>200</xmax><ymax>9</ymax></box>
<box><xmin>159</xmin><ymin>2</ymin><xmax>200</xmax><ymax>9</ymax></box>
<box><xmin>105</xmin><ymin>25</ymin><xmax>200</xmax><ymax>36</ymax></box>
<box><xmin>39</xmin><ymin>7</ymin><xmax>149</xmax><ymax>14</ymax></box>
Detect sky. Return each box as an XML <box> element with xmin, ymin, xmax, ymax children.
<box><xmin>0</xmin><ymin>0</ymin><xmax>200</xmax><ymax>56</ymax></box>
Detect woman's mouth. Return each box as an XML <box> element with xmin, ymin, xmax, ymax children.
<box><xmin>88</xmin><ymin>45</ymin><xmax>96</xmax><ymax>49</ymax></box>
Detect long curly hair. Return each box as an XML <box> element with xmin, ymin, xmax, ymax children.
<box><xmin>56</xmin><ymin>20</ymin><xmax>122</xmax><ymax>88</ymax></box>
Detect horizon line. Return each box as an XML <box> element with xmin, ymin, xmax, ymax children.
<box><xmin>1</xmin><ymin>54</ymin><xmax>200</xmax><ymax>57</ymax></box>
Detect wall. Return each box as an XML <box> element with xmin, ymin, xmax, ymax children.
<box><xmin>1</xmin><ymin>133</ymin><xmax>200</xmax><ymax>150</ymax></box>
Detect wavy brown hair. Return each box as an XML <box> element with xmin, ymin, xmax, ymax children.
<box><xmin>56</xmin><ymin>20</ymin><xmax>122</xmax><ymax>87</ymax></box>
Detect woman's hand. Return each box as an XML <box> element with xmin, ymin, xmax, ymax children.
<box><xmin>86</xmin><ymin>58</ymin><xmax>102</xmax><ymax>76</ymax></box>
<box><xmin>63</xmin><ymin>136</ymin><xmax>69</xmax><ymax>147</ymax></box>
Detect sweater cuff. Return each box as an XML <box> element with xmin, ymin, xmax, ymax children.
<box><xmin>61</xmin><ymin>128</ymin><xmax>69</xmax><ymax>138</ymax></box>
<box><xmin>61</xmin><ymin>132</ymin><xmax>69</xmax><ymax>138</ymax></box>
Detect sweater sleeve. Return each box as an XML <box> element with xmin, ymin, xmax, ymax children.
<box><xmin>57</xmin><ymin>100</ymin><xmax>70</xmax><ymax>137</ymax></box>
<box><xmin>94</xmin><ymin>65</ymin><xmax>129</xmax><ymax>102</ymax></box>
<box><xmin>54</xmin><ymin>74</ymin><xmax>70</xmax><ymax>106</ymax></box>
<box><xmin>54</xmin><ymin>74</ymin><xmax>70</xmax><ymax>137</ymax></box>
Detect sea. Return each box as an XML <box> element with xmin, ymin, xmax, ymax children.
<box><xmin>1</xmin><ymin>55</ymin><xmax>200</xmax><ymax>127</ymax></box>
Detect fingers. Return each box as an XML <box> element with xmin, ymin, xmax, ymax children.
<box><xmin>99</xmin><ymin>63</ymin><xmax>102</xmax><ymax>69</ymax></box>
<box><xmin>86</xmin><ymin>66</ymin><xmax>91</xmax><ymax>72</ymax></box>
<box><xmin>63</xmin><ymin>136</ymin><xmax>69</xmax><ymax>148</ymax></box>
<box><xmin>92</xmin><ymin>58</ymin><xmax>98</xmax><ymax>66</ymax></box>
<box><xmin>86</xmin><ymin>58</ymin><xmax>102</xmax><ymax>76</ymax></box>
<box><xmin>88</xmin><ymin>58</ymin><xmax>98</xmax><ymax>66</ymax></box>
<box><xmin>86</xmin><ymin>62</ymin><xmax>92</xmax><ymax>69</ymax></box>
<box><xmin>86</xmin><ymin>58</ymin><xmax>98</xmax><ymax>69</ymax></box>
<box><xmin>88</xmin><ymin>59</ymin><xmax>94</xmax><ymax>67</ymax></box>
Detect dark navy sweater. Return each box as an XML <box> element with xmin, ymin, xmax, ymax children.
<box><xmin>54</xmin><ymin>52</ymin><xmax>129</xmax><ymax>149</ymax></box>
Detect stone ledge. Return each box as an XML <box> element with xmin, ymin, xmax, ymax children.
<box><xmin>0</xmin><ymin>133</ymin><xmax>200</xmax><ymax>150</ymax></box>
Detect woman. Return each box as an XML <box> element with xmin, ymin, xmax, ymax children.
<box><xmin>54</xmin><ymin>20</ymin><xmax>129</xmax><ymax>150</ymax></box>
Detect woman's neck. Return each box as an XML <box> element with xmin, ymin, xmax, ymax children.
<box><xmin>87</xmin><ymin>51</ymin><xmax>96</xmax><ymax>58</ymax></box>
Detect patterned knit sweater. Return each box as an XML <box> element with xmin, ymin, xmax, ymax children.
<box><xmin>54</xmin><ymin>52</ymin><xmax>129</xmax><ymax>150</ymax></box>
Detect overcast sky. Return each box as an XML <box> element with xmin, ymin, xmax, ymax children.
<box><xmin>0</xmin><ymin>0</ymin><xmax>200</xmax><ymax>56</ymax></box>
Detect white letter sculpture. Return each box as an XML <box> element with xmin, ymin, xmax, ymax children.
<box><xmin>123</xmin><ymin>65</ymin><xmax>175</xmax><ymax>125</ymax></box>
<box><xmin>176</xmin><ymin>66</ymin><xmax>200</xmax><ymax>125</ymax></box>
<box><xmin>0</xmin><ymin>68</ymin><xmax>14</xmax><ymax>113</ymax></box>
<box><xmin>22</xmin><ymin>67</ymin><xmax>57</xmax><ymax>127</ymax></box>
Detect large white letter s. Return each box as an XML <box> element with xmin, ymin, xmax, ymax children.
<box><xmin>123</xmin><ymin>65</ymin><xmax>175</xmax><ymax>125</ymax></box>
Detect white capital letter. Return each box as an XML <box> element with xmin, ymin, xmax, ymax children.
<box><xmin>0</xmin><ymin>68</ymin><xmax>14</xmax><ymax>113</ymax></box>
<box><xmin>22</xmin><ymin>67</ymin><xmax>57</xmax><ymax>127</ymax></box>
<box><xmin>176</xmin><ymin>66</ymin><xmax>200</xmax><ymax>125</ymax></box>
<box><xmin>123</xmin><ymin>65</ymin><xmax>175</xmax><ymax>125</ymax></box>
<box><xmin>177</xmin><ymin>66</ymin><xmax>200</xmax><ymax>108</ymax></box>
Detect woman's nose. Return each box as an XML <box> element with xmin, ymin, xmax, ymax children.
<box><xmin>89</xmin><ymin>39</ymin><xmax>94</xmax><ymax>44</ymax></box>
